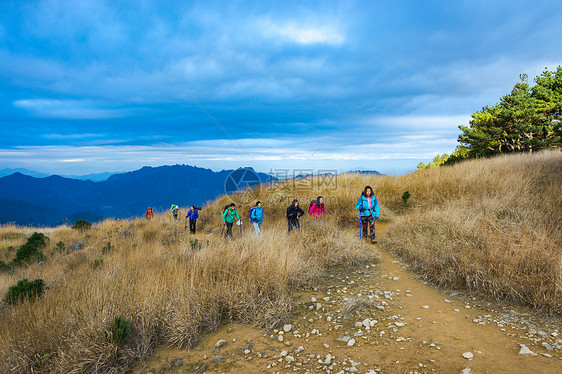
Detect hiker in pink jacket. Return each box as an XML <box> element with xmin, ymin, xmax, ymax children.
<box><xmin>309</xmin><ymin>196</ymin><xmax>325</xmax><ymax>225</ymax></box>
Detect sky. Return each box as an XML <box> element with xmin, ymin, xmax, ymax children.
<box><xmin>1</xmin><ymin>0</ymin><xmax>561</xmax><ymax>176</ymax></box>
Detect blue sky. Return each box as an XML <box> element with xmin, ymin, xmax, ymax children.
<box><xmin>1</xmin><ymin>0</ymin><xmax>561</xmax><ymax>175</ymax></box>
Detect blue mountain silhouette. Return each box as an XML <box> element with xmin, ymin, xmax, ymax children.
<box><xmin>0</xmin><ymin>165</ymin><xmax>272</xmax><ymax>226</ymax></box>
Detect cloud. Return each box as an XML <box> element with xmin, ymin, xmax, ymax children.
<box><xmin>0</xmin><ymin>125</ymin><xmax>458</xmax><ymax>175</ymax></box>
<box><xmin>271</xmin><ymin>23</ymin><xmax>345</xmax><ymax>45</ymax></box>
<box><xmin>13</xmin><ymin>99</ymin><xmax>133</xmax><ymax>119</ymax></box>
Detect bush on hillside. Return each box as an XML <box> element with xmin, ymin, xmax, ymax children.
<box><xmin>11</xmin><ymin>232</ymin><xmax>47</xmax><ymax>266</ymax></box>
<box><xmin>5</xmin><ymin>278</ymin><xmax>45</xmax><ymax>305</ymax></box>
<box><xmin>51</xmin><ymin>241</ymin><xmax>66</xmax><ymax>256</ymax></box>
<box><xmin>72</xmin><ymin>220</ymin><xmax>92</xmax><ymax>231</ymax></box>
<box><xmin>0</xmin><ymin>260</ymin><xmax>12</xmax><ymax>273</ymax></box>
<box><xmin>107</xmin><ymin>316</ymin><xmax>131</xmax><ymax>346</ymax></box>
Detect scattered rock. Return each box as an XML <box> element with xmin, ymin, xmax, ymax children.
<box><xmin>210</xmin><ymin>356</ymin><xmax>223</xmax><ymax>362</ymax></box>
<box><xmin>422</xmin><ymin>305</ymin><xmax>430</xmax><ymax>309</ymax></box>
<box><xmin>283</xmin><ymin>324</ymin><xmax>292</xmax><ymax>332</ymax></box>
<box><xmin>215</xmin><ymin>339</ymin><xmax>226</xmax><ymax>348</ymax></box>
<box><xmin>347</xmin><ymin>338</ymin><xmax>356</xmax><ymax>347</ymax></box>
<box><xmin>460</xmin><ymin>368</ymin><xmax>472</xmax><ymax>374</ymax></box>
<box><xmin>518</xmin><ymin>344</ymin><xmax>536</xmax><ymax>356</ymax></box>
<box><xmin>462</xmin><ymin>352</ymin><xmax>474</xmax><ymax>360</ymax></box>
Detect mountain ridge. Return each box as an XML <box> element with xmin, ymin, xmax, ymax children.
<box><xmin>0</xmin><ymin>165</ymin><xmax>272</xmax><ymax>226</ymax></box>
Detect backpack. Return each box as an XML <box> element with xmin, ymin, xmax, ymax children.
<box><xmin>224</xmin><ymin>205</ymin><xmax>231</xmax><ymax>214</ymax></box>
<box><xmin>249</xmin><ymin>207</ymin><xmax>257</xmax><ymax>222</ymax></box>
<box><xmin>309</xmin><ymin>200</ymin><xmax>317</xmax><ymax>214</ymax></box>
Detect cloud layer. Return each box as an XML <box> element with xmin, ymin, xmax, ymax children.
<box><xmin>1</xmin><ymin>0</ymin><xmax>561</xmax><ymax>174</ymax></box>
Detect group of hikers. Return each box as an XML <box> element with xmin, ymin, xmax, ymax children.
<box><xmin>221</xmin><ymin>185</ymin><xmax>379</xmax><ymax>242</ymax></box>
<box><xmin>144</xmin><ymin>185</ymin><xmax>379</xmax><ymax>243</ymax></box>
<box><xmin>146</xmin><ymin>204</ymin><xmax>200</xmax><ymax>234</ymax></box>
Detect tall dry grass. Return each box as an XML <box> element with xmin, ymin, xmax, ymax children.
<box><xmin>0</xmin><ymin>204</ymin><xmax>377</xmax><ymax>373</ymax></box>
<box><xmin>1</xmin><ymin>150</ymin><xmax>559</xmax><ymax>373</ymax></box>
<box><xmin>376</xmin><ymin>150</ymin><xmax>562</xmax><ymax>315</ymax></box>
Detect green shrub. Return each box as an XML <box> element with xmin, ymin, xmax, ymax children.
<box><xmin>0</xmin><ymin>260</ymin><xmax>12</xmax><ymax>273</ymax></box>
<box><xmin>189</xmin><ymin>238</ymin><xmax>200</xmax><ymax>250</ymax></box>
<box><xmin>72</xmin><ymin>220</ymin><xmax>92</xmax><ymax>231</ymax></box>
<box><xmin>51</xmin><ymin>241</ymin><xmax>66</xmax><ymax>256</ymax></box>
<box><xmin>12</xmin><ymin>232</ymin><xmax>47</xmax><ymax>265</ymax></box>
<box><xmin>91</xmin><ymin>256</ymin><xmax>104</xmax><ymax>269</ymax></box>
<box><xmin>107</xmin><ymin>316</ymin><xmax>131</xmax><ymax>346</ymax></box>
<box><xmin>401</xmin><ymin>191</ymin><xmax>411</xmax><ymax>205</ymax></box>
<box><xmin>101</xmin><ymin>242</ymin><xmax>112</xmax><ymax>255</ymax></box>
<box><xmin>5</xmin><ymin>278</ymin><xmax>45</xmax><ymax>305</ymax></box>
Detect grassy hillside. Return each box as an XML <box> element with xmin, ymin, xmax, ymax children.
<box><xmin>0</xmin><ymin>150</ymin><xmax>559</xmax><ymax>373</ymax></box>
<box><xmin>378</xmin><ymin>150</ymin><xmax>562</xmax><ymax>315</ymax></box>
<box><xmin>0</xmin><ymin>213</ymin><xmax>376</xmax><ymax>373</ymax></box>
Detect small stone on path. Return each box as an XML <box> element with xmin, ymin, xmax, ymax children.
<box><xmin>518</xmin><ymin>344</ymin><xmax>536</xmax><ymax>356</ymax></box>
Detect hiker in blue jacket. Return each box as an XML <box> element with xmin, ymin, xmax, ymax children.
<box><xmin>186</xmin><ymin>205</ymin><xmax>199</xmax><ymax>234</ymax></box>
<box><xmin>356</xmin><ymin>185</ymin><xmax>379</xmax><ymax>243</ymax></box>
<box><xmin>249</xmin><ymin>201</ymin><xmax>264</xmax><ymax>237</ymax></box>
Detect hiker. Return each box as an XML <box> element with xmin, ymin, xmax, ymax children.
<box><xmin>222</xmin><ymin>203</ymin><xmax>240</xmax><ymax>239</ymax></box>
<box><xmin>170</xmin><ymin>204</ymin><xmax>180</xmax><ymax>220</ymax></box>
<box><xmin>287</xmin><ymin>199</ymin><xmax>305</xmax><ymax>233</ymax></box>
<box><xmin>309</xmin><ymin>196</ymin><xmax>326</xmax><ymax>225</ymax></box>
<box><xmin>186</xmin><ymin>205</ymin><xmax>199</xmax><ymax>234</ymax></box>
<box><xmin>250</xmin><ymin>201</ymin><xmax>264</xmax><ymax>237</ymax></box>
<box><xmin>355</xmin><ymin>185</ymin><xmax>380</xmax><ymax>243</ymax></box>
<box><xmin>146</xmin><ymin>207</ymin><xmax>153</xmax><ymax>220</ymax></box>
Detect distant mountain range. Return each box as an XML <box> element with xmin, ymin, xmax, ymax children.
<box><xmin>0</xmin><ymin>165</ymin><xmax>272</xmax><ymax>226</ymax></box>
<box><xmin>0</xmin><ymin>168</ymin><xmax>115</xmax><ymax>181</ymax></box>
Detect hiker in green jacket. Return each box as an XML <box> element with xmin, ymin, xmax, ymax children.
<box><xmin>170</xmin><ymin>204</ymin><xmax>180</xmax><ymax>220</ymax></box>
<box><xmin>222</xmin><ymin>203</ymin><xmax>240</xmax><ymax>239</ymax></box>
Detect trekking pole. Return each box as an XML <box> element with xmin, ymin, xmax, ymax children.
<box><xmin>239</xmin><ymin>220</ymin><xmax>242</xmax><ymax>237</ymax></box>
<box><xmin>221</xmin><ymin>222</ymin><xmax>225</xmax><ymax>237</ymax></box>
<box><xmin>359</xmin><ymin>213</ymin><xmax>362</xmax><ymax>241</ymax></box>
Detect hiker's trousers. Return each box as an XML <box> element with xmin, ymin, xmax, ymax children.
<box><xmin>252</xmin><ymin>222</ymin><xmax>261</xmax><ymax>236</ymax></box>
<box><xmin>361</xmin><ymin>215</ymin><xmax>376</xmax><ymax>240</ymax></box>
<box><xmin>189</xmin><ymin>219</ymin><xmax>197</xmax><ymax>233</ymax></box>
<box><xmin>288</xmin><ymin>219</ymin><xmax>300</xmax><ymax>233</ymax></box>
<box><xmin>225</xmin><ymin>222</ymin><xmax>234</xmax><ymax>238</ymax></box>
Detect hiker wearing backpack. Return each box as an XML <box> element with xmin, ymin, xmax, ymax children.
<box><xmin>287</xmin><ymin>199</ymin><xmax>305</xmax><ymax>233</ymax></box>
<box><xmin>250</xmin><ymin>201</ymin><xmax>264</xmax><ymax>237</ymax></box>
<box><xmin>186</xmin><ymin>206</ymin><xmax>199</xmax><ymax>234</ymax></box>
<box><xmin>170</xmin><ymin>204</ymin><xmax>180</xmax><ymax>220</ymax></box>
<box><xmin>146</xmin><ymin>207</ymin><xmax>153</xmax><ymax>220</ymax></box>
<box><xmin>222</xmin><ymin>203</ymin><xmax>240</xmax><ymax>239</ymax></box>
<box><xmin>309</xmin><ymin>196</ymin><xmax>325</xmax><ymax>225</ymax></box>
<box><xmin>356</xmin><ymin>185</ymin><xmax>380</xmax><ymax>243</ymax></box>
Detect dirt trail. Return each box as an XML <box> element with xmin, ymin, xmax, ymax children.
<box><xmin>131</xmin><ymin>224</ymin><xmax>561</xmax><ymax>374</ymax></box>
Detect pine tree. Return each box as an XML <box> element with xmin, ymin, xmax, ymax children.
<box><xmin>458</xmin><ymin>67</ymin><xmax>562</xmax><ymax>157</ymax></box>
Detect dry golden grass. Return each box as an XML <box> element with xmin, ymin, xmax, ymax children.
<box><xmin>0</xmin><ymin>149</ymin><xmax>559</xmax><ymax>373</ymax></box>
<box><xmin>0</xmin><ymin>201</ymin><xmax>377</xmax><ymax>373</ymax></box>
<box><xmin>376</xmin><ymin>150</ymin><xmax>562</xmax><ymax>315</ymax></box>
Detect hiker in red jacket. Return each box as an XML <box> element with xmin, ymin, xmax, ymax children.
<box><xmin>146</xmin><ymin>207</ymin><xmax>153</xmax><ymax>220</ymax></box>
<box><xmin>309</xmin><ymin>196</ymin><xmax>325</xmax><ymax>225</ymax></box>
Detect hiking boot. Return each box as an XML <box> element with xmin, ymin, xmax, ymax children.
<box><xmin>371</xmin><ymin>239</ymin><xmax>377</xmax><ymax>244</ymax></box>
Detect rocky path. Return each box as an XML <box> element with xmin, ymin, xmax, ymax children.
<box><xmin>131</xmin><ymin>226</ymin><xmax>561</xmax><ymax>374</ymax></box>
